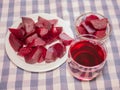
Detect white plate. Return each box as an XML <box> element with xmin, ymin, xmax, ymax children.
<box><xmin>5</xmin><ymin>13</ymin><xmax>74</xmax><ymax>72</ymax></box>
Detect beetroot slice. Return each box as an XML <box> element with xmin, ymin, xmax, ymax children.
<box><xmin>76</xmin><ymin>25</ymin><xmax>88</xmax><ymax>34</ymax></box>
<box><xmin>45</xmin><ymin>43</ymin><xmax>66</xmax><ymax>63</ymax></box>
<box><xmin>38</xmin><ymin>16</ymin><xmax>52</xmax><ymax>30</ymax></box>
<box><xmin>41</xmin><ymin>33</ymin><xmax>53</xmax><ymax>44</ymax></box>
<box><xmin>22</xmin><ymin>17</ymin><xmax>35</xmax><ymax>35</ymax></box>
<box><xmin>35</xmin><ymin>22</ymin><xmax>44</xmax><ymax>28</ymax></box>
<box><xmin>81</xmin><ymin>21</ymin><xmax>96</xmax><ymax>34</ymax></box>
<box><xmin>94</xmin><ymin>30</ymin><xmax>106</xmax><ymax>38</ymax></box>
<box><xmin>85</xmin><ymin>14</ymin><xmax>99</xmax><ymax>25</ymax></box>
<box><xmin>18</xmin><ymin>47</ymin><xmax>32</xmax><ymax>57</ymax></box>
<box><xmin>45</xmin><ymin>46</ymin><xmax>57</xmax><ymax>63</ymax></box>
<box><xmin>17</xmin><ymin>23</ymin><xmax>24</xmax><ymax>29</ymax></box>
<box><xmin>25</xmin><ymin>33</ymin><xmax>38</xmax><ymax>44</ymax></box>
<box><xmin>36</xmin><ymin>27</ymin><xmax>48</xmax><ymax>37</ymax></box>
<box><xmin>37</xmin><ymin>46</ymin><xmax>47</xmax><ymax>63</ymax></box>
<box><xmin>28</xmin><ymin>38</ymin><xmax>46</xmax><ymax>47</ymax></box>
<box><xmin>59</xmin><ymin>33</ymin><xmax>73</xmax><ymax>46</ymax></box>
<box><xmin>53</xmin><ymin>43</ymin><xmax>66</xmax><ymax>58</ymax></box>
<box><xmin>90</xmin><ymin>18</ymin><xmax>108</xmax><ymax>30</ymax></box>
<box><xmin>48</xmin><ymin>19</ymin><xmax>58</xmax><ymax>25</ymax></box>
<box><xmin>50</xmin><ymin>27</ymin><xmax>62</xmax><ymax>37</ymax></box>
<box><xmin>42</xmin><ymin>27</ymin><xmax>62</xmax><ymax>44</ymax></box>
<box><xmin>9</xmin><ymin>33</ymin><xmax>23</xmax><ymax>51</ymax></box>
<box><xmin>24</xmin><ymin>46</ymin><xmax>41</xmax><ymax>64</ymax></box>
<box><xmin>9</xmin><ymin>28</ymin><xmax>25</xmax><ymax>39</ymax></box>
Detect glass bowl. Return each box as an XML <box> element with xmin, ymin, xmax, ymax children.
<box><xmin>75</xmin><ymin>12</ymin><xmax>112</xmax><ymax>43</ymax></box>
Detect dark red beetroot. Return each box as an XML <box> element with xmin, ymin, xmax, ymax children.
<box><xmin>59</xmin><ymin>32</ymin><xmax>73</xmax><ymax>46</ymax></box>
<box><xmin>18</xmin><ymin>47</ymin><xmax>32</xmax><ymax>57</ymax></box>
<box><xmin>90</xmin><ymin>18</ymin><xmax>108</xmax><ymax>30</ymax></box>
<box><xmin>45</xmin><ymin>46</ymin><xmax>57</xmax><ymax>63</ymax></box>
<box><xmin>45</xmin><ymin>42</ymin><xmax>66</xmax><ymax>63</ymax></box>
<box><xmin>42</xmin><ymin>27</ymin><xmax>62</xmax><ymax>44</ymax></box>
<box><xmin>85</xmin><ymin>14</ymin><xmax>99</xmax><ymax>25</ymax></box>
<box><xmin>28</xmin><ymin>38</ymin><xmax>46</xmax><ymax>47</ymax></box>
<box><xmin>9</xmin><ymin>28</ymin><xmax>25</xmax><ymax>40</ymax></box>
<box><xmin>76</xmin><ymin>25</ymin><xmax>88</xmax><ymax>34</ymax></box>
<box><xmin>9</xmin><ymin>33</ymin><xmax>23</xmax><ymax>51</ymax></box>
<box><xmin>35</xmin><ymin>22</ymin><xmax>44</xmax><ymax>28</ymax></box>
<box><xmin>94</xmin><ymin>30</ymin><xmax>106</xmax><ymax>38</ymax></box>
<box><xmin>22</xmin><ymin>17</ymin><xmax>35</xmax><ymax>36</ymax></box>
<box><xmin>35</xmin><ymin>19</ymin><xmax>58</xmax><ymax>29</ymax></box>
<box><xmin>81</xmin><ymin>21</ymin><xmax>96</xmax><ymax>34</ymax></box>
<box><xmin>50</xmin><ymin>27</ymin><xmax>62</xmax><ymax>38</ymax></box>
<box><xmin>17</xmin><ymin>23</ymin><xmax>24</xmax><ymax>29</ymax></box>
<box><xmin>48</xmin><ymin>19</ymin><xmax>58</xmax><ymax>25</ymax></box>
<box><xmin>36</xmin><ymin>27</ymin><xmax>48</xmax><ymax>37</ymax></box>
<box><xmin>38</xmin><ymin>16</ymin><xmax>52</xmax><ymax>30</ymax></box>
<box><xmin>24</xmin><ymin>46</ymin><xmax>41</xmax><ymax>64</ymax></box>
<box><xmin>37</xmin><ymin>46</ymin><xmax>47</xmax><ymax>63</ymax></box>
<box><xmin>53</xmin><ymin>43</ymin><xmax>66</xmax><ymax>58</ymax></box>
<box><xmin>25</xmin><ymin>33</ymin><xmax>38</xmax><ymax>44</ymax></box>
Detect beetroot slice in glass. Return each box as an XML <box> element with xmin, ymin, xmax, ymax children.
<box><xmin>81</xmin><ymin>21</ymin><xmax>96</xmax><ymax>34</ymax></box>
<box><xmin>94</xmin><ymin>30</ymin><xmax>106</xmax><ymax>38</ymax></box>
<box><xmin>76</xmin><ymin>25</ymin><xmax>88</xmax><ymax>35</ymax></box>
<box><xmin>85</xmin><ymin>14</ymin><xmax>99</xmax><ymax>25</ymax></box>
<box><xmin>90</xmin><ymin>18</ymin><xmax>108</xmax><ymax>30</ymax></box>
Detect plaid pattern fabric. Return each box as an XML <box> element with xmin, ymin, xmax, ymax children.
<box><xmin>0</xmin><ymin>0</ymin><xmax>120</xmax><ymax>90</ymax></box>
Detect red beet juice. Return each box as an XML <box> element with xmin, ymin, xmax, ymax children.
<box><xmin>70</xmin><ymin>40</ymin><xmax>106</xmax><ymax>67</ymax></box>
<box><xmin>67</xmin><ymin>40</ymin><xmax>107</xmax><ymax>81</ymax></box>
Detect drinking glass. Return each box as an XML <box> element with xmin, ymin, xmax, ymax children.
<box><xmin>67</xmin><ymin>34</ymin><xmax>107</xmax><ymax>81</ymax></box>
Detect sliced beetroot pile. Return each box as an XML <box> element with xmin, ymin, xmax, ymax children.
<box><xmin>76</xmin><ymin>14</ymin><xmax>108</xmax><ymax>39</ymax></box>
<box><xmin>9</xmin><ymin>16</ymin><xmax>73</xmax><ymax>64</ymax></box>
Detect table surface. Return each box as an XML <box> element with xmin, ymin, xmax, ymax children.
<box><xmin>0</xmin><ymin>0</ymin><xmax>120</xmax><ymax>90</ymax></box>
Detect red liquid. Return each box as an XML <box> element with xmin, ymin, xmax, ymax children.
<box><xmin>70</xmin><ymin>40</ymin><xmax>106</xmax><ymax>67</ymax></box>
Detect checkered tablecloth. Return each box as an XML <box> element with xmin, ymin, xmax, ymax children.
<box><xmin>0</xmin><ymin>0</ymin><xmax>120</xmax><ymax>90</ymax></box>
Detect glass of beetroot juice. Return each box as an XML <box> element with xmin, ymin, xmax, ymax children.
<box><xmin>67</xmin><ymin>34</ymin><xmax>107</xmax><ymax>81</ymax></box>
